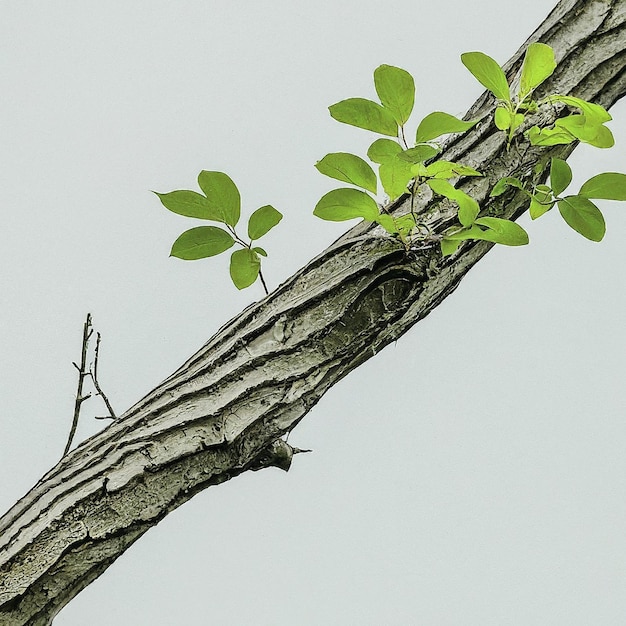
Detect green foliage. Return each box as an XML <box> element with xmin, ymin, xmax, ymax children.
<box><xmin>329</xmin><ymin>98</ymin><xmax>398</xmax><ymax>136</ymax></box>
<box><xmin>373</xmin><ymin>64</ymin><xmax>415</xmax><ymax>125</ymax></box>
<box><xmin>315</xmin><ymin>62</ymin><xmax>482</xmax><ymax>248</ymax></box>
<box><xmin>491</xmin><ymin>157</ymin><xmax>626</xmax><ymax>242</ymax></box>
<box><xmin>579</xmin><ymin>173</ymin><xmax>626</xmax><ymax>200</ymax></box>
<box><xmin>159</xmin><ymin>43</ymin><xmax>624</xmax><ymax>296</ymax></box>
<box><xmin>462</xmin><ymin>43</ymin><xmax>613</xmax><ymax>151</ymax></box>
<box><xmin>156</xmin><ymin>171</ymin><xmax>282</xmax><ymax>292</ymax></box>
<box><xmin>519</xmin><ymin>43</ymin><xmax>556</xmax><ymax>101</ymax></box>
<box><xmin>170</xmin><ymin>226</ymin><xmax>234</xmax><ymax>260</ymax></box>
<box><xmin>230</xmin><ymin>248</ymin><xmax>261</xmax><ymax>290</ymax></box>
<box><xmin>313</xmin><ymin>188</ymin><xmax>380</xmax><ymax>222</ymax></box>
<box><xmin>315</xmin><ymin>153</ymin><xmax>377</xmax><ymax>193</ymax></box>
<box><xmin>461</xmin><ymin>51</ymin><xmax>511</xmax><ymax>102</ymax></box>
<box><xmin>415</xmin><ymin>112</ymin><xmax>477</xmax><ymax>143</ymax></box>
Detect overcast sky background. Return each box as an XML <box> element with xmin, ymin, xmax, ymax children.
<box><xmin>1</xmin><ymin>1</ymin><xmax>625</xmax><ymax>624</ymax></box>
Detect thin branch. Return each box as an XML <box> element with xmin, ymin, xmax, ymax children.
<box><xmin>91</xmin><ymin>332</ymin><xmax>117</xmax><ymax>420</ymax></box>
<box><xmin>62</xmin><ymin>313</ymin><xmax>92</xmax><ymax>457</ymax></box>
<box><xmin>258</xmin><ymin>268</ymin><xmax>269</xmax><ymax>295</ymax></box>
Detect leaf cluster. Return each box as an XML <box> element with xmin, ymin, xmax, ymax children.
<box><xmin>462</xmin><ymin>43</ymin><xmax>614</xmax><ymax>148</ymax></box>
<box><xmin>155</xmin><ymin>171</ymin><xmax>282</xmax><ymax>291</ymax></box>
<box><xmin>314</xmin><ymin>64</ymin><xmax>493</xmax><ymax>250</ymax></box>
<box><xmin>492</xmin><ymin>160</ymin><xmax>626</xmax><ymax>241</ymax></box>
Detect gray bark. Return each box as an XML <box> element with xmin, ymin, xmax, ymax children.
<box><xmin>1</xmin><ymin>1</ymin><xmax>625</xmax><ymax>623</ymax></box>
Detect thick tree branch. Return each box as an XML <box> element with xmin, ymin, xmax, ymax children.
<box><xmin>1</xmin><ymin>1</ymin><xmax>625</xmax><ymax>623</ymax></box>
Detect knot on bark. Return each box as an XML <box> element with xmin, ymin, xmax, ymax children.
<box><xmin>249</xmin><ymin>439</ymin><xmax>311</xmax><ymax>473</ymax></box>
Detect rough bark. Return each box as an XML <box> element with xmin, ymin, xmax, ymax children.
<box><xmin>1</xmin><ymin>1</ymin><xmax>625</xmax><ymax>623</ymax></box>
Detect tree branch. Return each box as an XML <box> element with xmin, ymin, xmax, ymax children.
<box><xmin>1</xmin><ymin>1</ymin><xmax>625</xmax><ymax>623</ymax></box>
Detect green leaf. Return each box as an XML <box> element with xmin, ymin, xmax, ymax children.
<box><xmin>379</xmin><ymin>158</ymin><xmax>414</xmax><ymax>200</ymax></box>
<box><xmin>230</xmin><ymin>248</ymin><xmax>261</xmax><ymax>289</ymax></box>
<box><xmin>329</xmin><ymin>98</ymin><xmax>398</xmax><ymax>136</ymax></box>
<box><xmin>528</xmin><ymin>125</ymin><xmax>576</xmax><ymax>146</ymax></box>
<box><xmin>495</xmin><ymin>107</ymin><xmax>525</xmax><ymax>132</ymax></box>
<box><xmin>415</xmin><ymin>112</ymin><xmax>477</xmax><ymax>143</ymax></box>
<box><xmin>494</xmin><ymin>107</ymin><xmax>512</xmax><ymax>131</ymax></box>
<box><xmin>579</xmin><ymin>173</ymin><xmax>626</xmax><ymax>201</ymax></box>
<box><xmin>428</xmin><ymin>178</ymin><xmax>479</xmax><ymax>227</ymax></box>
<box><xmin>490</xmin><ymin>177</ymin><xmax>524</xmax><ymax>197</ymax></box>
<box><xmin>461</xmin><ymin>51</ymin><xmax>511</xmax><ymax>102</ymax></box>
<box><xmin>373</xmin><ymin>64</ymin><xmax>415</xmax><ymax>125</ymax></box>
<box><xmin>440</xmin><ymin>237</ymin><xmax>462</xmax><ymax>256</ymax></box>
<box><xmin>550</xmin><ymin>158</ymin><xmax>572</xmax><ymax>196</ymax></box>
<box><xmin>373</xmin><ymin>213</ymin><xmax>398</xmax><ymax>235</ymax></box>
<box><xmin>519</xmin><ymin>43</ymin><xmax>556</xmax><ymax>99</ymax></box>
<box><xmin>313</xmin><ymin>188</ymin><xmax>380</xmax><ymax>222</ymax></box>
<box><xmin>424</xmin><ymin>160</ymin><xmax>482</xmax><ymax>180</ymax></box>
<box><xmin>558</xmin><ymin>196</ymin><xmax>606</xmax><ymax>241</ymax></box>
<box><xmin>247</xmin><ymin>205</ymin><xmax>283</xmax><ymax>240</ymax></box>
<box><xmin>444</xmin><ymin>223</ymin><xmax>527</xmax><ymax>246</ymax></box>
<box><xmin>556</xmin><ymin>115</ymin><xmax>615</xmax><ymax>148</ymax></box>
<box><xmin>154</xmin><ymin>190</ymin><xmax>218</xmax><ymax>220</ymax></box>
<box><xmin>529</xmin><ymin>185</ymin><xmax>554</xmax><ymax>219</ymax></box>
<box><xmin>474</xmin><ymin>217</ymin><xmax>529</xmax><ymax>246</ymax></box>
<box><xmin>197</xmin><ymin>171</ymin><xmax>241</xmax><ymax>227</ymax></box>
<box><xmin>253</xmin><ymin>246</ymin><xmax>268</xmax><ymax>257</ymax></box>
<box><xmin>393</xmin><ymin>214</ymin><xmax>416</xmax><ymax>237</ymax></box>
<box><xmin>170</xmin><ymin>226</ymin><xmax>235</xmax><ymax>260</ymax></box>
<box><xmin>547</xmin><ymin>95</ymin><xmax>611</xmax><ymax>125</ymax></box>
<box><xmin>315</xmin><ymin>152</ymin><xmax>377</xmax><ymax>193</ymax></box>
<box><xmin>367</xmin><ymin>138</ymin><xmax>402</xmax><ymax>164</ymax></box>
<box><xmin>396</xmin><ymin>145</ymin><xmax>440</xmax><ymax>164</ymax></box>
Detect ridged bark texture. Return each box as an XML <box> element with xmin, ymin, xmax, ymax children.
<box><xmin>1</xmin><ymin>1</ymin><xmax>625</xmax><ymax>623</ymax></box>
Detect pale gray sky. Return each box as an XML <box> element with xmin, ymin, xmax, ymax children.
<box><xmin>1</xmin><ymin>1</ymin><xmax>625</xmax><ymax>624</ymax></box>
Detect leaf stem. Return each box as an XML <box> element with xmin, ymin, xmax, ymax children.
<box><xmin>258</xmin><ymin>268</ymin><xmax>269</xmax><ymax>295</ymax></box>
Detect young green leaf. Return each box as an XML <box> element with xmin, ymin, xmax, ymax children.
<box><xmin>247</xmin><ymin>205</ymin><xmax>283</xmax><ymax>240</ymax></box>
<box><xmin>230</xmin><ymin>248</ymin><xmax>261</xmax><ymax>289</ymax></box>
<box><xmin>373</xmin><ymin>64</ymin><xmax>415</xmax><ymax>125</ymax></box>
<box><xmin>519</xmin><ymin>43</ymin><xmax>556</xmax><ymax>99</ymax></box>
<box><xmin>253</xmin><ymin>246</ymin><xmax>268</xmax><ymax>257</ymax></box>
<box><xmin>396</xmin><ymin>144</ymin><xmax>440</xmax><ymax>164</ymax></box>
<box><xmin>315</xmin><ymin>152</ymin><xmax>377</xmax><ymax>193</ymax></box>
<box><xmin>529</xmin><ymin>185</ymin><xmax>554</xmax><ymax>219</ymax></box>
<box><xmin>393</xmin><ymin>214</ymin><xmax>416</xmax><ymax>238</ymax></box>
<box><xmin>154</xmin><ymin>190</ymin><xmax>218</xmax><ymax>220</ymax></box>
<box><xmin>373</xmin><ymin>213</ymin><xmax>399</xmax><ymax>235</ymax></box>
<box><xmin>579</xmin><ymin>172</ymin><xmax>626</xmax><ymax>200</ymax></box>
<box><xmin>461</xmin><ymin>51</ymin><xmax>511</xmax><ymax>102</ymax></box>
<box><xmin>494</xmin><ymin>107</ymin><xmax>512</xmax><ymax>131</ymax></box>
<box><xmin>547</xmin><ymin>95</ymin><xmax>611</xmax><ymax>125</ymax></box>
<box><xmin>495</xmin><ymin>108</ymin><xmax>524</xmax><ymax>134</ymax></box>
<box><xmin>528</xmin><ymin>125</ymin><xmax>576</xmax><ymax>146</ymax></box>
<box><xmin>170</xmin><ymin>226</ymin><xmax>235</xmax><ymax>260</ymax></box>
<box><xmin>440</xmin><ymin>237</ymin><xmax>462</xmax><ymax>256</ymax></box>
<box><xmin>367</xmin><ymin>138</ymin><xmax>402</xmax><ymax>164</ymax></box>
<box><xmin>554</xmin><ymin>115</ymin><xmax>615</xmax><ymax>148</ymax></box>
<box><xmin>379</xmin><ymin>159</ymin><xmax>414</xmax><ymax>200</ymax></box>
<box><xmin>550</xmin><ymin>158</ymin><xmax>572</xmax><ymax>197</ymax></box>
<box><xmin>415</xmin><ymin>112</ymin><xmax>477</xmax><ymax>143</ymax></box>
<box><xmin>428</xmin><ymin>178</ymin><xmax>479</xmax><ymax>227</ymax></box>
<box><xmin>313</xmin><ymin>188</ymin><xmax>380</xmax><ymax>222</ymax></box>
<box><xmin>558</xmin><ymin>196</ymin><xmax>606</xmax><ymax>241</ymax></box>
<box><xmin>490</xmin><ymin>177</ymin><xmax>525</xmax><ymax>197</ymax></box>
<box><xmin>474</xmin><ymin>217</ymin><xmax>529</xmax><ymax>246</ymax></box>
<box><xmin>197</xmin><ymin>171</ymin><xmax>241</xmax><ymax>227</ymax></box>
<box><xmin>424</xmin><ymin>161</ymin><xmax>482</xmax><ymax>179</ymax></box>
<box><xmin>329</xmin><ymin>98</ymin><xmax>398</xmax><ymax>136</ymax></box>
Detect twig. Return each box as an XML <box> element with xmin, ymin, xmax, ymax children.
<box><xmin>91</xmin><ymin>332</ymin><xmax>116</xmax><ymax>420</ymax></box>
<box><xmin>63</xmin><ymin>313</ymin><xmax>93</xmax><ymax>457</ymax></box>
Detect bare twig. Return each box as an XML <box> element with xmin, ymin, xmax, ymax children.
<box><xmin>63</xmin><ymin>313</ymin><xmax>93</xmax><ymax>457</ymax></box>
<box><xmin>91</xmin><ymin>332</ymin><xmax>116</xmax><ymax>420</ymax></box>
